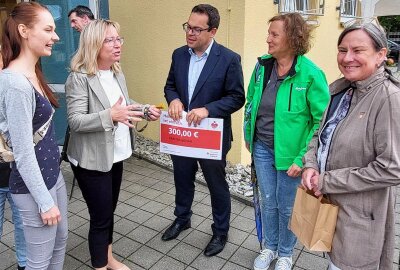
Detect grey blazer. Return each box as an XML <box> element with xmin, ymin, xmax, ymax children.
<box><xmin>65</xmin><ymin>70</ymin><xmax>135</xmax><ymax>172</ymax></box>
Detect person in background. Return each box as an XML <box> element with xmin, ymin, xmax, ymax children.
<box><xmin>0</xmin><ymin>163</ymin><xmax>26</xmax><ymax>270</ymax></box>
<box><xmin>302</xmin><ymin>19</ymin><xmax>400</xmax><ymax>270</ymax></box>
<box><xmin>65</xmin><ymin>19</ymin><xmax>161</xmax><ymax>270</ymax></box>
<box><xmin>243</xmin><ymin>13</ymin><xmax>329</xmax><ymax>270</ymax></box>
<box><xmin>0</xmin><ymin>2</ymin><xmax>68</xmax><ymax>269</ymax></box>
<box><xmin>162</xmin><ymin>4</ymin><xmax>245</xmax><ymax>257</ymax></box>
<box><xmin>68</xmin><ymin>5</ymin><xmax>94</xmax><ymax>33</ymax></box>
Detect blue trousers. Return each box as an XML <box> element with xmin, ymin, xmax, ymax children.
<box><xmin>253</xmin><ymin>140</ymin><xmax>300</xmax><ymax>257</ymax></box>
<box><xmin>0</xmin><ymin>187</ymin><xmax>26</xmax><ymax>267</ymax></box>
<box><xmin>171</xmin><ymin>155</ymin><xmax>230</xmax><ymax>236</ymax></box>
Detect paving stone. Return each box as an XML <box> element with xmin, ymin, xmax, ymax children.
<box><xmin>114</xmin><ymin>218</ymin><xmax>139</xmax><ymax>235</ymax></box>
<box><xmin>113</xmin><ymin>236</ymin><xmax>142</xmax><ymax>258</ymax></box>
<box><xmin>125</xmin><ymin>183</ymin><xmax>148</xmax><ymax>194</ymax></box>
<box><xmin>118</xmin><ymin>189</ymin><xmax>135</xmax><ymax>202</ymax></box>
<box><xmin>221</xmin><ymin>261</ymin><xmax>250</xmax><ymax>270</ymax></box>
<box><xmin>192</xmin><ymin>202</ymin><xmax>212</xmax><ymax>218</ymax></box>
<box><xmin>193</xmin><ymin>191</ymin><xmax>208</xmax><ymax>202</ymax></box>
<box><xmin>157</xmin><ymin>205</ymin><xmax>176</xmax><ymax>221</ymax></box>
<box><xmin>115</xmin><ymin>202</ymin><xmax>136</xmax><ymax>217</ymax></box>
<box><xmin>138</xmin><ymin>177</ymin><xmax>160</xmax><ymax>188</ymax></box>
<box><xmin>241</xmin><ymin>233</ymin><xmax>260</xmax><ymax>253</ymax></box>
<box><xmin>141</xmin><ymin>200</ymin><xmax>167</xmax><ymax>214</ymax></box>
<box><xmin>200</xmin><ymin>194</ymin><xmax>211</xmax><ymax>206</ymax></box>
<box><xmin>135</xmin><ymin>166</ymin><xmax>159</xmax><ymax>177</ymax></box>
<box><xmin>63</xmin><ymin>254</ymin><xmax>83</xmax><ymax>270</ymax></box>
<box><xmin>191</xmin><ymin>253</ymin><xmax>226</xmax><ymax>270</ymax></box>
<box><xmin>0</xmin><ymin>248</ymin><xmax>15</xmax><ymax>269</ymax></box>
<box><xmin>153</xmin><ymin>192</ymin><xmax>175</xmax><ymax>206</ymax></box>
<box><xmin>190</xmin><ymin>214</ymin><xmax>207</xmax><ymax>229</ymax></box>
<box><xmin>139</xmin><ymin>188</ymin><xmax>163</xmax><ymax>200</ymax></box>
<box><xmin>127</xmin><ymin>225</ymin><xmax>158</xmax><ymax>244</ymax></box>
<box><xmin>68</xmin><ymin>241</ymin><xmax>91</xmax><ymax>264</ymax></box>
<box><xmin>150</xmin><ymin>255</ymin><xmax>185</xmax><ymax>270</ymax></box>
<box><xmin>196</xmin><ymin>217</ymin><xmax>213</xmax><ymax>234</ymax></box>
<box><xmin>151</xmin><ymin>181</ymin><xmax>174</xmax><ymax>193</ymax></box>
<box><xmin>67</xmin><ymin>199</ymin><xmax>88</xmax><ymax>214</ymax></box>
<box><xmin>239</xmin><ymin>205</ymin><xmax>255</xmax><ymax>219</ymax></box>
<box><xmin>228</xmin><ymin>227</ymin><xmax>249</xmax><ymax>246</ymax></box>
<box><xmin>122</xmin><ymin>259</ymin><xmax>146</xmax><ymax>270</ymax></box>
<box><xmin>146</xmin><ymin>233</ymin><xmax>179</xmax><ymax>254</ymax></box>
<box><xmin>230</xmin><ymin>215</ymin><xmax>255</xmax><ymax>233</ymax></box>
<box><xmin>124</xmin><ymin>171</ymin><xmax>146</xmax><ymax>182</ymax></box>
<box><xmin>183</xmin><ymin>229</ymin><xmax>211</xmax><ymax>249</ymax></box>
<box><xmin>229</xmin><ymin>246</ymin><xmax>258</xmax><ymax>268</ymax></box>
<box><xmin>149</xmin><ymin>170</ymin><xmax>173</xmax><ymax>181</ymax></box>
<box><xmin>142</xmin><ymin>215</ymin><xmax>170</xmax><ymax>232</ymax></box>
<box><xmin>126</xmin><ymin>208</ymin><xmax>153</xmax><ymax>224</ymax></box>
<box><xmin>66</xmin><ymin>232</ymin><xmax>86</xmax><ymax>252</ymax></box>
<box><xmin>232</xmin><ymin>200</ymin><xmax>247</xmax><ymax>215</ymax></box>
<box><xmin>295</xmin><ymin>250</ymin><xmax>329</xmax><ymax>270</ymax></box>
<box><xmin>0</xmin><ymin>242</ymin><xmax>8</xmax><ymax>253</ymax></box>
<box><xmin>167</xmin><ymin>241</ymin><xmax>203</xmax><ymax>265</ymax></box>
<box><xmin>216</xmin><ymin>242</ymin><xmax>240</xmax><ymax>260</ymax></box>
<box><xmin>1</xmin><ymin>220</ymin><xmax>13</xmax><ymax>235</ymax></box>
<box><xmin>129</xmin><ymin>245</ymin><xmax>164</xmax><ymax>269</ymax></box>
<box><xmin>125</xmin><ymin>195</ymin><xmax>151</xmax><ymax>208</ymax></box>
<box><xmin>68</xmin><ymin>215</ymin><xmax>88</xmax><ymax>231</ymax></box>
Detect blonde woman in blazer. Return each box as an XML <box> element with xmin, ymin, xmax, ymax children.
<box><xmin>65</xmin><ymin>20</ymin><xmax>160</xmax><ymax>270</ymax></box>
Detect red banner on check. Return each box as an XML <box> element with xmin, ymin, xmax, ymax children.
<box><xmin>160</xmin><ymin>124</ymin><xmax>221</xmax><ymax>150</ymax></box>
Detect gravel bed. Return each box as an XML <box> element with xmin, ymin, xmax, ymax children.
<box><xmin>134</xmin><ymin>135</ymin><xmax>254</xmax><ymax>199</ymax></box>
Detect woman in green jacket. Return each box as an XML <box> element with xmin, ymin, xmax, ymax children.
<box><xmin>244</xmin><ymin>13</ymin><xmax>329</xmax><ymax>270</ymax></box>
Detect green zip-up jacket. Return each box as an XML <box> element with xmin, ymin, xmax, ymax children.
<box><xmin>244</xmin><ymin>54</ymin><xmax>329</xmax><ymax>170</ymax></box>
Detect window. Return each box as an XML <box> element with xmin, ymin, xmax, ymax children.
<box><xmin>279</xmin><ymin>0</ymin><xmax>325</xmax><ymax>16</ymax></box>
<box><xmin>340</xmin><ymin>0</ymin><xmax>362</xmax><ymax>18</ymax></box>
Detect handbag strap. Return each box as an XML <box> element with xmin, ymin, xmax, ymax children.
<box><xmin>32</xmin><ymin>108</ymin><xmax>55</xmax><ymax>145</ymax></box>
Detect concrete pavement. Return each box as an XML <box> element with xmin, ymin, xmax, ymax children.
<box><xmin>1</xmin><ymin>156</ymin><xmax>399</xmax><ymax>270</ymax></box>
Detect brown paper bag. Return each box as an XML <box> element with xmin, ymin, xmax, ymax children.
<box><xmin>290</xmin><ymin>186</ymin><xmax>338</xmax><ymax>252</ymax></box>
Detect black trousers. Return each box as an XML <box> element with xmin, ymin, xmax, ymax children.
<box><xmin>71</xmin><ymin>162</ymin><xmax>123</xmax><ymax>268</ymax></box>
<box><xmin>171</xmin><ymin>155</ymin><xmax>230</xmax><ymax>236</ymax></box>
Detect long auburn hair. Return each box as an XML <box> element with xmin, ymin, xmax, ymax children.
<box><xmin>1</xmin><ymin>2</ymin><xmax>58</xmax><ymax>107</ymax></box>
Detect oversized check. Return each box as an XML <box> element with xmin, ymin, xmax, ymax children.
<box><xmin>159</xmin><ymin>111</ymin><xmax>223</xmax><ymax>160</ymax></box>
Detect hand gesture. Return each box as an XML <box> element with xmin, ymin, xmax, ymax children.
<box><xmin>287</xmin><ymin>163</ymin><xmax>302</xmax><ymax>177</ymax></box>
<box><xmin>301</xmin><ymin>168</ymin><xmax>322</xmax><ymax>196</ymax></box>
<box><xmin>147</xmin><ymin>105</ymin><xmax>161</xmax><ymax>121</ymax></box>
<box><xmin>187</xmin><ymin>107</ymin><xmax>209</xmax><ymax>126</ymax></box>
<box><xmin>168</xmin><ymin>99</ymin><xmax>184</xmax><ymax>121</ymax></box>
<box><xmin>111</xmin><ymin>96</ymin><xmax>143</xmax><ymax>127</ymax></box>
<box><xmin>41</xmin><ymin>205</ymin><xmax>61</xmax><ymax>226</ymax></box>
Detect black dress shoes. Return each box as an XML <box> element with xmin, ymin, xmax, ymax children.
<box><xmin>204</xmin><ymin>235</ymin><xmax>228</xmax><ymax>257</ymax></box>
<box><xmin>161</xmin><ymin>220</ymin><xmax>191</xmax><ymax>241</ymax></box>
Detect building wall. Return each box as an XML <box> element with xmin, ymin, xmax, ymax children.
<box><xmin>109</xmin><ymin>0</ymin><xmax>345</xmax><ymax>165</ymax></box>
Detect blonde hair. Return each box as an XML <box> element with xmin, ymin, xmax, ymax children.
<box><xmin>70</xmin><ymin>19</ymin><xmax>121</xmax><ymax>75</ymax></box>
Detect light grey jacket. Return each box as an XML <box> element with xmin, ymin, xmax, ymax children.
<box><xmin>65</xmin><ymin>70</ymin><xmax>135</xmax><ymax>172</ymax></box>
<box><xmin>303</xmin><ymin>67</ymin><xmax>400</xmax><ymax>270</ymax></box>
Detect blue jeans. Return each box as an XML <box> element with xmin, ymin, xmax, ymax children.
<box><xmin>253</xmin><ymin>140</ymin><xmax>300</xmax><ymax>257</ymax></box>
<box><xmin>0</xmin><ymin>187</ymin><xmax>27</xmax><ymax>267</ymax></box>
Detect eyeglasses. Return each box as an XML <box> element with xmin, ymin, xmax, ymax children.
<box><xmin>103</xmin><ymin>37</ymin><xmax>124</xmax><ymax>46</ymax></box>
<box><xmin>182</xmin><ymin>23</ymin><xmax>210</xmax><ymax>36</ymax></box>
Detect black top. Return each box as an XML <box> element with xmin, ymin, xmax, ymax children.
<box><xmin>0</xmin><ymin>162</ymin><xmax>11</xmax><ymax>188</ymax></box>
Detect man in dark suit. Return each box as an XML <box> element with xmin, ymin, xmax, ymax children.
<box><xmin>162</xmin><ymin>4</ymin><xmax>245</xmax><ymax>257</ymax></box>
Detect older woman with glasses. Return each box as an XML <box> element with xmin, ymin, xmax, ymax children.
<box><xmin>302</xmin><ymin>19</ymin><xmax>400</xmax><ymax>270</ymax></box>
<box><xmin>65</xmin><ymin>20</ymin><xmax>160</xmax><ymax>270</ymax></box>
